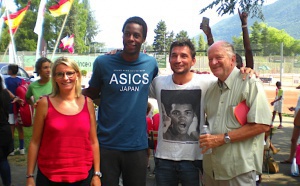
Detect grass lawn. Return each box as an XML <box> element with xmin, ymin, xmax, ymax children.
<box><xmin>8</xmin><ymin>126</ymin><xmax>33</xmax><ymax>166</ymax></box>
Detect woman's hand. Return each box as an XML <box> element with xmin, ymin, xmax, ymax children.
<box><xmin>91</xmin><ymin>176</ymin><xmax>101</xmax><ymax>186</ymax></box>
<box><xmin>26</xmin><ymin>177</ymin><xmax>35</xmax><ymax>186</ymax></box>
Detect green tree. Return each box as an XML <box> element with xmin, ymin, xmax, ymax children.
<box><xmin>90</xmin><ymin>42</ymin><xmax>105</xmax><ymax>53</ymax></box>
<box><xmin>233</xmin><ymin>22</ymin><xmax>300</xmax><ymax>56</ymax></box>
<box><xmin>141</xmin><ymin>42</ymin><xmax>153</xmax><ymax>53</ymax></box>
<box><xmin>175</xmin><ymin>30</ymin><xmax>189</xmax><ymax>40</ymax></box>
<box><xmin>153</xmin><ymin>20</ymin><xmax>167</xmax><ymax>54</ymax></box>
<box><xmin>0</xmin><ymin>0</ymin><xmax>98</xmax><ymax>54</ymax></box>
<box><xmin>191</xmin><ymin>38</ymin><xmax>197</xmax><ymax>50</ymax></box>
<box><xmin>82</xmin><ymin>0</ymin><xmax>99</xmax><ymax>52</ymax></box>
<box><xmin>198</xmin><ymin>35</ymin><xmax>206</xmax><ymax>52</ymax></box>
<box><xmin>165</xmin><ymin>31</ymin><xmax>174</xmax><ymax>52</ymax></box>
<box><xmin>200</xmin><ymin>0</ymin><xmax>265</xmax><ymax>19</ymax></box>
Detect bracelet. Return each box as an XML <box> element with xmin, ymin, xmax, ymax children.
<box><xmin>26</xmin><ymin>174</ymin><xmax>34</xmax><ymax>178</ymax></box>
<box><xmin>242</xmin><ymin>25</ymin><xmax>247</xmax><ymax>28</ymax></box>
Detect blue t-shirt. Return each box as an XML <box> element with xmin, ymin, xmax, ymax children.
<box><xmin>89</xmin><ymin>52</ymin><xmax>158</xmax><ymax>151</ymax></box>
<box><xmin>5</xmin><ymin>77</ymin><xmax>22</xmax><ymax>113</ymax></box>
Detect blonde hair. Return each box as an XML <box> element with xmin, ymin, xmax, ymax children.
<box><xmin>51</xmin><ymin>57</ymin><xmax>82</xmax><ymax>97</ymax></box>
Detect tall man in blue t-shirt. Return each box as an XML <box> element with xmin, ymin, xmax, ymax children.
<box><xmin>82</xmin><ymin>16</ymin><xmax>158</xmax><ymax>186</ymax></box>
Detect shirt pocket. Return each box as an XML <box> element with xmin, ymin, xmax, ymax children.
<box><xmin>225</xmin><ymin>105</ymin><xmax>242</xmax><ymax>130</ymax></box>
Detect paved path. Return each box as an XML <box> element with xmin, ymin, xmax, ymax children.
<box><xmin>5</xmin><ymin>116</ymin><xmax>300</xmax><ymax>186</ymax></box>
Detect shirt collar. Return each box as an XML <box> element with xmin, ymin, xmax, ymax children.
<box><xmin>218</xmin><ymin>67</ymin><xmax>240</xmax><ymax>90</ymax></box>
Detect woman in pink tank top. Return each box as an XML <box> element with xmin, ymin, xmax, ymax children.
<box><xmin>26</xmin><ymin>57</ymin><xmax>101</xmax><ymax>186</ymax></box>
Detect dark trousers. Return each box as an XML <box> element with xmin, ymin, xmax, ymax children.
<box><xmin>36</xmin><ymin>168</ymin><xmax>93</xmax><ymax>186</ymax></box>
<box><xmin>100</xmin><ymin>147</ymin><xmax>148</xmax><ymax>186</ymax></box>
<box><xmin>0</xmin><ymin>157</ymin><xmax>11</xmax><ymax>186</ymax></box>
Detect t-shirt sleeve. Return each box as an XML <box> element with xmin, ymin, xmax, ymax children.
<box><xmin>278</xmin><ymin>89</ymin><xmax>283</xmax><ymax>97</ymax></box>
<box><xmin>26</xmin><ymin>83</ymin><xmax>33</xmax><ymax>99</ymax></box>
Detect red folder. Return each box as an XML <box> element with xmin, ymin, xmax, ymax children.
<box><xmin>234</xmin><ymin>100</ymin><xmax>250</xmax><ymax>126</ymax></box>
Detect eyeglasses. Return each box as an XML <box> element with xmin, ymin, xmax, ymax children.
<box><xmin>55</xmin><ymin>71</ymin><xmax>76</xmax><ymax>79</ymax></box>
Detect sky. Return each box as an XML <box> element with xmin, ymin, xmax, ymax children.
<box><xmin>1</xmin><ymin>0</ymin><xmax>277</xmax><ymax>48</ymax></box>
<box><xmin>89</xmin><ymin>0</ymin><xmax>277</xmax><ymax>48</ymax></box>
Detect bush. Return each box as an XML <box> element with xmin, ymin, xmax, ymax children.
<box><xmin>81</xmin><ymin>70</ymin><xmax>87</xmax><ymax>77</ymax></box>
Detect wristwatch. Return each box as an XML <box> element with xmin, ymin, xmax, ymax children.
<box><xmin>224</xmin><ymin>133</ymin><xmax>231</xmax><ymax>144</ymax></box>
<box><xmin>94</xmin><ymin>171</ymin><xmax>102</xmax><ymax>178</ymax></box>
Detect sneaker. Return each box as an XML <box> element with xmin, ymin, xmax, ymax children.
<box><xmin>9</xmin><ymin>151</ymin><xmax>15</xmax><ymax>156</ymax></box>
<box><xmin>277</xmin><ymin>125</ymin><xmax>283</xmax><ymax>129</ymax></box>
<box><xmin>19</xmin><ymin>148</ymin><xmax>25</xmax><ymax>155</ymax></box>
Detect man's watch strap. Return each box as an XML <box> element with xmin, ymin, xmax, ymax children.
<box><xmin>224</xmin><ymin>132</ymin><xmax>231</xmax><ymax>144</ymax></box>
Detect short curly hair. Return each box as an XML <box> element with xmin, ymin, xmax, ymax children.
<box><xmin>35</xmin><ymin>57</ymin><xmax>52</xmax><ymax>76</ymax></box>
<box><xmin>122</xmin><ymin>16</ymin><xmax>147</xmax><ymax>40</ymax></box>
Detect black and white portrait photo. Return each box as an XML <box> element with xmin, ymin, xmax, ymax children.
<box><xmin>161</xmin><ymin>89</ymin><xmax>201</xmax><ymax>142</ymax></box>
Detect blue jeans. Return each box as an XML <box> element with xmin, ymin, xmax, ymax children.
<box><xmin>155</xmin><ymin>158</ymin><xmax>202</xmax><ymax>186</ymax></box>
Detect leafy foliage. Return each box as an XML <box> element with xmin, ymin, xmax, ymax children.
<box><xmin>0</xmin><ymin>0</ymin><xmax>98</xmax><ymax>54</ymax></box>
<box><xmin>208</xmin><ymin>0</ymin><xmax>300</xmax><ymax>43</ymax></box>
<box><xmin>152</xmin><ymin>20</ymin><xmax>167</xmax><ymax>53</ymax></box>
<box><xmin>200</xmin><ymin>0</ymin><xmax>265</xmax><ymax>19</ymax></box>
<box><xmin>175</xmin><ymin>30</ymin><xmax>189</xmax><ymax>40</ymax></box>
<box><xmin>232</xmin><ymin>22</ymin><xmax>300</xmax><ymax>56</ymax></box>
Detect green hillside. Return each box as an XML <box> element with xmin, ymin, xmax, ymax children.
<box><xmin>206</xmin><ymin>0</ymin><xmax>300</xmax><ymax>42</ymax></box>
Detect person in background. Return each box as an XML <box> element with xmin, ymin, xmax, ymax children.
<box><xmin>281</xmin><ymin>88</ymin><xmax>300</xmax><ymax>164</ymax></box>
<box><xmin>26</xmin><ymin>57</ymin><xmax>100</xmax><ymax>186</ymax></box>
<box><xmin>0</xmin><ymin>75</ymin><xmax>22</xmax><ymax>186</ymax></box>
<box><xmin>26</xmin><ymin>57</ymin><xmax>52</xmax><ymax>106</ymax></box>
<box><xmin>5</xmin><ymin>64</ymin><xmax>25</xmax><ymax>155</ymax></box>
<box><xmin>271</xmin><ymin>81</ymin><xmax>284</xmax><ymax>129</ymax></box>
<box><xmin>82</xmin><ymin>16</ymin><xmax>158</xmax><ymax>186</ymax></box>
<box><xmin>146</xmin><ymin>102</ymin><xmax>153</xmax><ymax>170</ymax></box>
<box><xmin>200</xmin><ymin>41</ymin><xmax>270</xmax><ymax>185</ymax></box>
<box><xmin>152</xmin><ymin>113</ymin><xmax>160</xmax><ymax>152</ymax></box>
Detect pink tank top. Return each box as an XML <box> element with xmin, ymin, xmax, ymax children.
<box><xmin>38</xmin><ymin>96</ymin><xmax>93</xmax><ymax>182</ymax></box>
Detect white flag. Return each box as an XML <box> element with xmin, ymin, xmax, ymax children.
<box><xmin>34</xmin><ymin>0</ymin><xmax>47</xmax><ymax>35</ymax></box>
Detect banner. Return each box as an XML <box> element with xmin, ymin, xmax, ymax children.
<box><xmin>3</xmin><ymin>2</ymin><xmax>30</xmax><ymax>34</ymax></box>
<box><xmin>59</xmin><ymin>34</ymin><xmax>74</xmax><ymax>54</ymax></box>
<box><xmin>49</xmin><ymin>0</ymin><xmax>74</xmax><ymax>17</ymax></box>
<box><xmin>34</xmin><ymin>0</ymin><xmax>47</xmax><ymax>35</ymax></box>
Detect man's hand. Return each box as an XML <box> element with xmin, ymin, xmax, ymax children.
<box><xmin>105</xmin><ymin>49</ymin><xmax>122</xmax><ymax>55</ymax></box>
<box><xmin>199</xmin><ymin>133</ymin><xmax>223</xmax><ymax>154</ymax></box>
<box><xmin>200</xmin><ymin>22</ymin><xmax>212</xmax><ymax>36</ymax></box>
<box><xmin>161</xmin><ymin>104</ymin><xmax>171</xmax><ymax>133</ymax></box>
<box><xmin>239</xmin><ymin>67</ymin><xmax>259</xmax><ymax>79</ymax></box>
<box><xmin>11</xmin><ymin>96</ymin><xmax>24</xmax><ymax>106</ymax></box>
<box><xmin>289</xmin><ymin>107</ymin><xmax>295</xmax><ymax>111</ymax></box>
<box><xmin>238</xmin><ymin>9</ymin><xmax>248</xmax><ymax>26</ymax></box>
<box><xmin>33</xmin><ymin>96</ymin><xmax>44</xmax><ymax>108</ymax></box>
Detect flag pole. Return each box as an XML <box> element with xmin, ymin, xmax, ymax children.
<box><xmin>51</xmin><ymin>9</ymin><xmax>72</xmax><ymax>60</ymax></box>
<box><xmin>6</xmin><ymin>9</ymin><xmax>18</xmax><ymax>64</ymax></box>
<box><xmin>35</xmin><ymin>0</ymin><xmax>47</xmax><ymax>61</ymax></box>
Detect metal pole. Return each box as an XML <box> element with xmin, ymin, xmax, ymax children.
<box><xmin>51</xmin><ymin>13</ymin><xmax>69</xmax><ymax>60</ymax></box>
<box><xmin>280</xmin><ymin>42</ymin><xmax>283</xmax><ymax>83</ymax></box>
